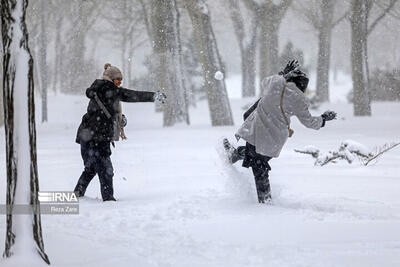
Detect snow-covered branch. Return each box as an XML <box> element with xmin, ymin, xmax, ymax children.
<box><xmin>363</xmin><ymin>142</ymin><xmax>400</xmax><ymax>166</ymax></box>
<box><xmin>295</xmin><ymin>140</ymin><xmax>399</xmax><ymax>166</ymax></box>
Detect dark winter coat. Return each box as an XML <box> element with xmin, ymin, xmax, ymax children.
<box><xmin>76</xmin><ymin>79</ymin><xmax>155</xmax><ymax>144</ymax></box>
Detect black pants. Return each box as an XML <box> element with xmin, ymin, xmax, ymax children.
<box><xmin>74</xmin><ymin>141</ymin><xmax>114</xmax><ymax>200</ymax></box>
<box><xmin>234</xmin><ymin>143</ymin><xmax>272</xmax><ymax>203</ymax></box>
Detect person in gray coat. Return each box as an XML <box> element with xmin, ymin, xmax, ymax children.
<box><xmin>224</xmin><ymin>60</ymin><xmax>337</xmax><ymax>203</ymax></box>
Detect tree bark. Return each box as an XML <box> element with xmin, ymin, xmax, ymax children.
<box><xmin>39</xmin><ymin>0</ymin><xmax>47</xmax><ymax>122</ymax></box>
<box><xmin>350</xmin><ymin>0</ymin><xmax>371</xmax><ymax>116</ymax></box>
<box><xmin>151</xmin><ymin>0</ymin><xmax>190</xmax><ymax>126</ymax></box>
<box><xmin>0</xmin><ymin>77</ymin><xmax>3</xmax><ymax>126</ymax></box>
<box><xmin>127</xmin><ymin>45</ymin><xmax>133</xmax><ymax>88</ymax></box>
<box><xmin>66</xmin><ymin>9</ymin><xmax>86</xmax><ymax>93</ymax></box>
<box><xmin>315</xmin><ymin>0</ymin><xmax>334</xmax><ymax>103</ymax></box>
<box><xmin>185</xmin><ymin>0</ymin><xmax>234</xmax><ymax>126</ymax></box>
<box><xmin>243</xmin><ymin>0</ymin><xmax>292</xmax><ymax>95</ymax></box>
<box><xmin>63</xmin><ymin>0</ymin><xmax>97</xmax><ymax>94</ymax></box>
<box><xmin>259</xmin><ymin>11</ymin><xmax>280</xmax><ymax>81</ymax></box>
<box><xmin>139</xmin><ymin>0</ymin><xmax>153</xmax><ymax>44</ymax></box>
<box><xmin>1</xmin><ymin>0</ymin><xmax>50</xmax><ymax>263</ymax></box>
<box><xmin>228</xmin><ymin>0</ymin><xmax>258</xmax><ymax>97</ymax></box>
<box><xmin>52</xmin><ymin>15</ymin><xmax>63</xmax><ymax>94</ymax></box>
<box><xmin>242</xmin><ymin>36</ymin><xmax>257</xmax><ymax>97</ymax></box>
<box><xmin>0</xmin><ymin>32</ymin><xmax>3</xmax><ymax>127</ymax></box>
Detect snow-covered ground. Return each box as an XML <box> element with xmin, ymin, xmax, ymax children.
<box><xmin>1</xmin><ymin>76</ymin><xmax>400</xmax><ymax>267</ymax></box>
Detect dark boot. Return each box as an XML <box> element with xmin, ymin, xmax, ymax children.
<box><xmin>103</xmin><ymin>197</ymin><xmax>117</xmax><ymax>202</ymax></box>
<box><xmin>74</xmin><ymin>167</ymin><xmax>96</xmax><ymax>197</ymax></box>
<box><xmin>255</xmin><ymin>180</ymin><xmax>271</xmax><ymax>203</ymax></box>
<box><xmin>223</xmin><ymin>138</ymin><xmax>245</xmax><ymax>164</ymax></box>
<box><xmin>96</xmin><ymin>156</ymin><xmax>115</xmax><ymax>201</ymax></box>
<box><xmin>252</xmin><ymin>166</ymin><xmax>272</xmax><ymax>204</ymax></box>
<box><xmin>74</xmin><ymin>184</ymin><xmax>87</xmax><ymax>198</ymax></box>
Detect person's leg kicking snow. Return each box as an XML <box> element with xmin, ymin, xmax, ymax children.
<box><xmin>224</xmin><ymin>60</ymin><xmax>337</xmax><ymax>204</ymax></box>
<box><xmin>224</xmin><ymin>140</ymin><xmax>272</xmax><ymax>203</ymax></box>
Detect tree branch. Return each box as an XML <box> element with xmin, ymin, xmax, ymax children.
<box><xmin>278</xmin><ymin>0</ymin><xmax>294</xmax><ymax>19</ymax></box>
<box><xmin>292</xmin><ymin>0</ymin><xmax>322</xmax><ymax>31</ymax></box>
<box><xmin>363</xmin><ymin>142</ymin><xmax>400</xmax><ymax>166</ymax></box>
<box><xmin>295</xmin><ymin>141</ymin><xmax>399</xmax><ymax>167</ymax></box>
<box><xmin>228</xmin><ymin>0</ymin><xmax>246</xmax><ymax>47</ymax></box>
<box><xmin>331</xmin><ymin>10</ymin><xmax>349</xmax><ymax>28</ymax></box>
<box><xmin>138</xmin><ymin>0</ymin><xmax>153</xmax><ymax>43</ymax></box>
<box><xmin>241</xmin><ymin>0</ymin><xmax>260</xmax><ymax>13</ymax></box>
<box><xmin>368</xmin><ymin>0</ymin><xmax>399</xmax><ymax>35</ymax></box>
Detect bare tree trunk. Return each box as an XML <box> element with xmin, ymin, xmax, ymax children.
<box><xmin>228</xmin><ymin>0</ymin><xmax>258</xmax><ymax>97</ymax></box>
<box><xmin>260</xmin><ymin>13</ymin><xmax>280</xmax><ymax>78</ymax></box>
<box><xmin>67</xmin><ymin>14</ymin><xmax>86</xmax><ymax>93</ymax></box>
<box><xmin>243</xmin><ymin>0</ymin><xmax>292</xmax><ymax>95</ymax></box>
<box><xmin>0</xmin><ymin>73</ymin><xmax>3</xmax><ymax>126</ymax></box>
<box><xmin>0</xmin><ymin>91</ymin><xmax>3</xmax><ymax>126</ymax></box>
<box><xmin>258</xmin><ymin>11</ymin><xmax>268</xmax><ymax>89</ymax></box>
<box><xmin>0</xmin><ymin>32</ymin><xmax>3</xmax><ymax>127</ymax></box>
<box><xmin>350</xmin><ymin>0</ymin><xmax>371</xmax><ymax>116</ymax></box>
<box><xmin>39</xmin><ymin>0</ymin><xmax>47</xmax><ymax>122</ymax></box>
<box><xmin>121</xmin><ymin>35</ymin><xmax>127</xmax><ymax>81</ymax></box>
<box><xmin>186</xmin><ymin>0</ymin><xmax>234</xmax><ymax>126</ymax></box>
<box><xmin>151</xmin><ymin>0</ymin><xmax>190</xmax><ymax>126</ymax></box>
<box><xmin>52</xmin><ymin>16</ymin><xmax>63</xmax><ymax>94</ymax></box>
<box><xmin>64</xmin><ymin>0</ymin><xmax>97</xmax><ymax>94</ymax></box>
<box><xmin>316</xmin><ymin>0</ymin><xmax>334</xmax><ymax>103</ymax></box>
<box><xmin>258</xmin><ymin>14</ymin><xmax>280</xmax><ymax>93</ymax></box>
<box><xmin>120</xmin><ymin>0</ymin><xmax>128</xmax><ymax>78</ymax></box>
<box><xmin>1</xmin><ymin>0</ymin><xmax>50</xmax><ymax>263</ymax></box>
<box><xmin>242</xmin><ymin>40</ymin><xmax>257</xmax><ymax>97</ymax></box>
<box><xmin>243</xmin><ymin>4</ymin><xmax>258</xmax><ymax>98</ymax></box>
<box><xmin>127</xmin><ymin>36</ymin><xmax>135</xmax><ymax>88</ymax></box>
<box><xmin>139</xmin><ymin>0</ymin><xmax>153</xmax><ymax>44</ymax></box>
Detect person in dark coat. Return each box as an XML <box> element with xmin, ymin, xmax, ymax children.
<box><xmin>74</xmin><ymin>63</ymin><xmax>166</xmax><ymax>201</ymax></box>
<box><xmin>224</xmin><ymin>60</ymin><xmax>337</xmax><ymax>204</ymax></box>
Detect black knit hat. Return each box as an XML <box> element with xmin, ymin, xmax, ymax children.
<box><xmin>279</xmin><ymin>60</ymin><xmax>309</xmax><ymax>92</ymax></box>
<box><xmin>287</xmin><ymin>70</ymin><xmax>309</xmax><ymax>93</ymax></box>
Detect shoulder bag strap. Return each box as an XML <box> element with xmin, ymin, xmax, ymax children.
<box><xmin>243</xmin><ymin>97</ymin><xmax>261</xmax><ymax>121</ymax></box>
<box><xmin>93</xmin><ymin>92</ymin><xmax>112</xmax><ymax>119</ymax></box>
<box><xmin>280</xmin><ymin>84</ymin><xmax>294</xmax><ymax>138</ymax></box>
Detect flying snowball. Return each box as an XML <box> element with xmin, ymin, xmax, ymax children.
<box><xmin>214</xmin><ymin>71</ymin><xmax>224</xmax><ymax>80</ymax></box>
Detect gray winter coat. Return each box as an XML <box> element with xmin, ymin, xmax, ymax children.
<box><xmin>237</xmin><ymin>75</ymin><xmax>323</xmax><ymax>158</ymax></box>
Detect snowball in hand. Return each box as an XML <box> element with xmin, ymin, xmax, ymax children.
<box><xmin>214</xmin><ymin>71</ymin><xmax>224</xmax><ymax>80</ymax></box>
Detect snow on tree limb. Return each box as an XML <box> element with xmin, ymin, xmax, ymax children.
<box><xmin>294</xmin><ymin>145</ymin><xmax>320</xmax><ymax>159</ymax></box>
<box><xmin>295</xmin><ymin>140</ymin><xmax>399</xmax><ymax>167</ymax></box>
<box><xmin>363</xmin><ymin>142</ymin><xmax>400</xmax><ymax>166</ymax></box>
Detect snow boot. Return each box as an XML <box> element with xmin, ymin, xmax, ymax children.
<box><xmin>223</xmin><ymin>138</ymin><xmax>243</xmax><ymax>164</ymax></box>
<box><xmin>257</xmin><ymin>189</ymin><xmax>272</xmax><ymax>204</ymax></box>
<box><xmin>103</xmin><ymin>196</ymin><xmax>117</xmax><ymax>202</ymax></box>
<box><xmin>223</xmin><ymin>138</ymin><xmax>234</xmax><ymax>161</ymax></box>
<box><xmin>253</xmin><ymin>168</ymin><xmax>272</xmax><ymax>204</ymax></box>
<box><xmin>74</xmin><ymin>184</ymin><xmax>87</xmax><ymax>198</ymax></box>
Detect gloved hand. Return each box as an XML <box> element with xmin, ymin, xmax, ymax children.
<box><xmin>283</xmin><ymin>69</ymin><xmax>300</xmax><ymax>81</ymax></box>
<box><xmin>279</xmin><ymin>60</ymin><xmax>299</xmax><ymax>76</ymax></box>
<box><xmin>121</xmin><ymin>114</ymin><xmax>127</xmax><ymax>128</ymax></box>
<box><xmin>235</xmin><ymin>133</ymin><xmax>241</xmax><ymax>141</ymax></box>
<box><xmin>154</xmin><ymin>91</ymin><xmax>167</xmax><ymax>104</ymax></box>
<box><xmin>321</xmin><ymin>110</ymin><xmax>337</xmax><ymax>121</ymax></box>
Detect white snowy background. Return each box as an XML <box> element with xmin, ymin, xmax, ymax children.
<box><xmin>1</xmin><ymin>73</ymin><xmax>399</xmax><ymax>267</ymax></box>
